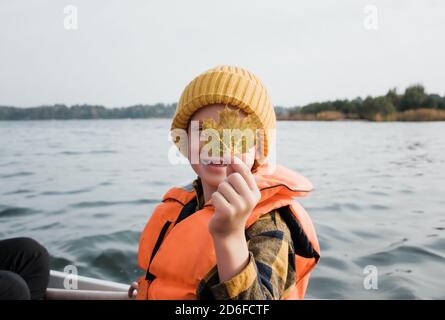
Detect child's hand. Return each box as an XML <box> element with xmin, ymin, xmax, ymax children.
<box><xmin>209</xmin><ymin>156</ymin><xmax>261</xmax><ymax>238</ymax></box>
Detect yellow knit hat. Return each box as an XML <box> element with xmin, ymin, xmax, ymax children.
<box><xmin>171</xmin><ymin>65</ymin><xmax>276</xmax><ymax>162</ymax></box>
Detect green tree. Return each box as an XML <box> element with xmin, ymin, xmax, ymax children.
<box><xmin>399</xmin><ymin>84</ymin><xmax>427</xmax><ymax>111</ymax></box>
<box><xmin>360</xmin><ymin>96</ymin><xmax>396</xmax><ymax>120</ymax></box>
<box><xmin>385</xmin><ymin>88</ymin><xmax>400</xmax><ymax>109</ymax></box>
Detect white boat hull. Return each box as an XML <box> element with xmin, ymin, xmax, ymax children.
<box><xmin>46</xmin><ymin>270</ymin><xmax>131</xmax><ymax>300</ymax></box>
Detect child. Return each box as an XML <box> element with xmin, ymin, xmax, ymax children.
<box><xmin>133</xmin><ymin>65</ymin><xmax>320</xmax><ymax>300</ymax></box>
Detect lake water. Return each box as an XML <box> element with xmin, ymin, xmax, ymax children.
<box><xmin>1</xmin><ymin>119</ymin><xmax>444</xmax><ymax>299</ymax></box>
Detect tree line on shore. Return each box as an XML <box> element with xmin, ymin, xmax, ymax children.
<box><xmin>275</xmin><ymin>84</ymin><xmax>445</xmax><ymax>121</ymax></box>
<box><xmin>0</xmin><ymin>103</ymin><xmax>177</xmax><ymax>120</ymax></box>
<box><xmin>1</xmin><ymin>85</ymin><xmax>444</xmax><ymax>121</ymax></box>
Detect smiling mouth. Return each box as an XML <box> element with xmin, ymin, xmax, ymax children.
<box><xmin>201</xmin><ymin>157</ymin><xmax>229</xmax><ymax>167</ymax></box>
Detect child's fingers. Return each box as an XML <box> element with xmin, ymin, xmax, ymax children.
<box><xmin>226</xmin><ymin>171</ymin><xmax>251</xmax><ymax>199</ymax></box>
<box><xmin>227</xmin><ymin>156</ymin><xmax>257</xmax><ymax>191</ymax></box>
<box><xmin>211</xmin><ymin>191</ymin><xmax>231</xmax><ymax>211</ymax></box>
<box><xmin>217</xmin><ymin>181</ymin><xmax>241</xmax><ymax>204</ymax></box>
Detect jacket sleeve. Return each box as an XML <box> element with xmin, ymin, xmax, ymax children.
<box><xmin>197</xmin><ymin>210</ymin><xmax>296</xmax><ymax>300</ymax></box>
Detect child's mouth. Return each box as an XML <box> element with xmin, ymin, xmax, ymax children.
<box><xmin>201</xmin><ymin>157</ymin><xmax>229</xmax><ymax>168</ymax></box>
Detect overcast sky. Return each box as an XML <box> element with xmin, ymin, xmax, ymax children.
<box><xmin>1</xmin><ymin>0</ymin><xmax>444</xmax><ymax>108</ymax></box>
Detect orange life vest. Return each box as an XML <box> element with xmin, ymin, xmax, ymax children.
<box><xmin>136</xmin><ymin>163</ymin><xmax>320</xmax><ymax>300</ymax></box>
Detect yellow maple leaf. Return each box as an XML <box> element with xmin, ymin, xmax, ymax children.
<box><xmin>201</xmin><ymin>105</ymin><xmax>261</xmax><ymax>157</ymax></box>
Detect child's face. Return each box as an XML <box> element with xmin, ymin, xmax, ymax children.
<box><xmin>187</xmin><ymin>104</ymin><xmax>256</xmax><ymax>188</ymax></box>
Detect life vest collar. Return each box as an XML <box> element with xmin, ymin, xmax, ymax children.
<box><xmin>162</xmin><ymin>163</ymin><xmax>313</xmax><ymax>206</ymax></box>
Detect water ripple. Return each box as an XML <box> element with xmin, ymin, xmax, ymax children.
<box><xmin>71</xmin><ymin>199</ymin><xmax>159</xmax><ymax>208</ymax></box>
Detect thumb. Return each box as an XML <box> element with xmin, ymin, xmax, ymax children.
<box><xmin>226</xmin><ymin>163</ymin><xmax>234</xmax><ymax>176</ymax></box>
<box><xmin>225</xmin><ymin>155</ymin><xmax>242</xmax><ymax>176</ymax></box>
<box><xmin>224</xmin><ymin>154</ymin><xmax>234</xmax><ymax>176</ymax></box>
